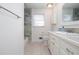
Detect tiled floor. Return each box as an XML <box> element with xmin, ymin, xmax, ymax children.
<box><xmin>24</xmin><ymin>39</ymin><xmax>50</xmax><ymax>55</ymax></box>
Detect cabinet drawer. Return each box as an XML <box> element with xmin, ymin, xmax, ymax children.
<box><xmin>48</xmin><ymin>41</ymin><xmax>59</xmax><ymax>55</ymax></box>
<box><xmin>49</xmin><ymin>36</ymin><xmax>58</xmax><ymax>47</ymax></box>
<box><xmin>49</xmin><ymin>34</ymin><xmax>57</xmax><ymax>41</ymax></box>
<box><xmin>60</xmin><ymin>39</ymin><xmax>79</xmax><ymax>55</ymax></box>
<box><xmin>59</xmin><ymin>49</ymin><xmax>67</xmax><ymax>55</ymax></box>
<box><xmin>48</xmin><ymin>38</ymin><xmax>56</xmax><ymax>48</ymax></box>
<box><xmin>48</xmin><ymin>36</ymin><xmax>59</xmax><ymax>54</ymax></box>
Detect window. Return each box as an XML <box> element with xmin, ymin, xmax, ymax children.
<box><xmin>32</xmin><ymin>14</ymin><xmax>45</xmax><ymax>26</ymax></box>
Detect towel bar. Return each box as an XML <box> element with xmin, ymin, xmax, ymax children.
<box><xmin>0</xmin><ymin>6</ymin><xmax>21</xmax><ymax>18</ymax></box>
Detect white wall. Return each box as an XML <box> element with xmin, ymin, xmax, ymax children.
<box><xmin>53</xmin><ymin>4</ymin><xmax>64</xmax><ymax>30</ymax></box>
<box><xmin>31</xmin><ymin>9</ymin><xmax>52</xmax><ymax>42</ymax></box>
<box><xmin>0</xmin><ymin>3</ymin><xmax>24</xmax><ymax>54</ymax></box>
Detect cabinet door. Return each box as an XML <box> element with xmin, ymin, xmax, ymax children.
<box><xmin>48</xmin><ymin>39</ymin><xmax>54</xmax><ymax>54</ymax></box>
<box><xmin>48</xmin><ymin>34</ymin><xmax>59</xmax><ymax>55</ymax></box>
<box><xmin>52</xmin><ymin>35</ymin><xmax>60</xmax><ymax>55</ymax></box>
<box><xmin>60</xmin><ymin>39</ymin><xmax>79</xmax><ymax>55</ymax></box>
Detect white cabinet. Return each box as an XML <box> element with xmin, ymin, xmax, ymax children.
<box><xmin>60</xmin><ymin>39</ymin><xmax>79</xmax><ymax>55</ymax></box>
<box><xmin>48</xmin><ymin>33</ymin><xmax>60</xmax><ymax>55</ymax></box>
<box><xmin>48</xmin><ymin>32</ymin><xmax>79</xmax><ymax>55</ymax></box>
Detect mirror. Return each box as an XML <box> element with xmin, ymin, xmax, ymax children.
<box><xmin>63</xmin><ymin>3</ymin><xmax>79</xmax><ymax>22</ymax></box>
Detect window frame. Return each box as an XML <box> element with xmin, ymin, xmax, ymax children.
<box><xmin>32</xmin><ymin>14</ymin><xmax>45</xmax><ymax>27</ymax></box>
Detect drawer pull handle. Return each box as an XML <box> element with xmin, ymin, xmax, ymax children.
<box><xmin>66</xmin><ymin>48</ymin><xmax>74</xmax><ymax>55</ymax></box>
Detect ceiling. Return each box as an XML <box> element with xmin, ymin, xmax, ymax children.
<box><xmin>63</xmin><ymin>3</ymin><xmax>79</xmax><ymax>9</ymax></box>
<box><xmin>25</xmin><ymin>3</ymin><xmax>79</xmax><ymax>9</ymax></box>
<box><xmin>24</xmin><ymin>3</ymin><xmax>48</xmax><ymax>9</ymax></box>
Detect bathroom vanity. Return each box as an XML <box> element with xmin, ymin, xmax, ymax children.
<box><xmin>47</xmin><ymin>3</ymin><xmax>79</xmax><ymax>55</ymax></box>
<box><xmin>48</xmin><ymin>31</ymin><xmax>79</xmax><ymax>55</ymax></box>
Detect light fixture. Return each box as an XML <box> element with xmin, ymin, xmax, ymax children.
<box><xmin>47</xmin><ymin>3</ymin><xmax>53</xmax><ymax>8</ymax></box>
